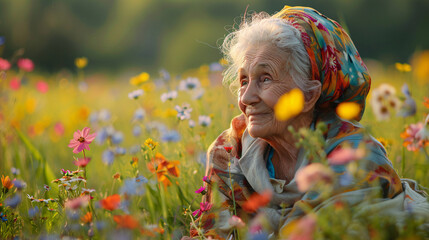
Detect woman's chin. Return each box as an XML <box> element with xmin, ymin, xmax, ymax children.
<box><xmin>247</xmin><ymin>125</ymin><xmax>268</xmax><ymax>139</ymax></box>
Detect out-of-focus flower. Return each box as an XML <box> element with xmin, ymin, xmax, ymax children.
<box><xmin>115</xmin><ymin>147</ymin><xmax>126</xmax><ymax>155</ymax></box>
<box><xmin>75</xmin><ymin>57</ymin><xmax>88</xmax><ymax>69</ymax></box>
<box><xmin>68</xmin><ymin>127</ymin><xmax>96</xmax><ymax>153</ymax></box>
<box><xmin>28</xmin><ymin>206</ymin><xmax>40</xmax><ymax>218</ymax></box>
<box><xmin>36</xmin><ymin>81</ymin><xmax>49</xmax><ymax>93</ymax></box>
<box><xmin>198</xmin><ymin>115</ymin><xmax>211</xmax><ymax>127</ymax></box>
<box><xmin>195</xmin><ymin>186</ymin><xmax>206</xmax><ymax>194</ymax></box>
<box><xmin>416</xmin><ymin>114</ymin><xmax>429</xmax><ymax>140</ymax></box>
<box><xmin>65</xmin><ymin>195</ymin><xmax>90</xmax><ymax>210</ymax></box>
<box><xmin>95</xmin><ymin>127</ymin><xmax>109</xmax><ymax>145</ymax></box>
<box><xmin>78</xmin><ymin>80</ymin><xmax>88</xmax><ymax>92</ymax></box>
<box><xmin>397</xmin><ymin>83</ymin><xmax>416</xmax><ymax>117</ymax></box>
<box><xmin>0</xmin><ymin>36</ymin><xmax>4</xmax><ymax>46</ymax></box>
<box><xmin>12</xmin><ymin>180</ymin><xmax>26</xmax><ymax>190</ymax></box>
<box><xmin>229</xmin><ymin>215</ymin><xmax>245</xmax><ymax>228</ymax></box>
<box><xmin>327</xmin><ymin>147</ymin><xmax>365</xmax><ymax>165</ymax></box>
<box><xmin>412</xmin><ymin>50</ymin><xmax>429</xmax><ymax>84</ymax></box>
<box><xmin>5</xmin><ymin>194</ymin><xmax>21</xmax><ymax>208</ymax></box>
<box><xmin>113</xmin><ymin>173</ymin><xmax>121</xmax><ymax>180</ymax></box>
<box><xmin>132</xmin><ymin>125</ymin><xmax>142</xmax><ymax>137</ymax></box>
<box><xmin>160</xmin><ymin>90</ymin><xmax>178</xmax><ymax>102</ymax></box>
<box><xmin>1</xmin><ymin>175</ymin><xmax>14</xmax><ymax>190</ymax></box>
<box><xmin>54</xmin><ymin>122</ymin><xmax>65</xmax><ymax>136</ymax></box>
<box><xmin>10</xmin><ymin>77</ymin><xmax>20</xmax><ymax>90</ymax></box>
<box><xmin>44</xmin><ymin>185</ymin><xmax>50</xmax><ymax>191</ymax></box>
<box><xmin>81</xmin><ymin>212</ymin><xmax>92</xmax><ymax>223</ymax></box>
<box><xmin>130</xmin><ymin>72</ymin><xmax>150</xmax><ymax>86</ymax></box>
<box><xmin>17</xmin><ymin>58</ymin><xmax>34</xmax><ymax>72</ymax></box>
<box><xmin>175</xmin><ymin>104</ymin><xmax>192</xmax><ymax>120</ymax></box>
<box><xmin>159</xmin><ymin>69</ymin><xmax>170</xmax><ymax>81</ymax></box>
<box><xmin>424</xmin><ymin>97</ymin><xmax>429</xmax><ymax>109</ymax></box>
<box><xmin>98</xmin><ymin>109</ymin><xmax>111</xmax><ymax>122</ymax></box>
<box><xmin>193</xmin><ymin>202</ymin><xmax>213</xmax><ymax>218</ymax></box>
<box><xmin>192</xmin><ymin>88</ymin><xmax>205</xmax><ymax>100</ymax></box>
<box><xmin>188</xmin><ymin>120</ymin><xmax>196</xmax><ymax>128</ymax></box>
<box><xmin>11</xmin><ymin>167</ymin><xmax>20</xmax><ymax>176</ymax></box>
<box><xmin>128</xmin><ymin>89</ymin><xmax>144</xmax><ymax>99</ymax></box>
<box><xmin>111</xmin><ymin>131</ymin><xmax>124</xmax><ymax>145</ymax></box>
<box><xmin>120</xmin><ymin>176</ymin><xmax>148</xmax><ymax>196</ymax></box>
<box><xmin>113</xmin><ymin>215</ymin><xmax>140</xmax><ymax>229</ymax></box>
<box><xmin>274</xmin><ymin>88</ymin><xmax>304</xmax><ymax>121</ymax></box>
<box><xmin>161</xmin><ymin>130</ymin><xmax>181</xmax><ymax>142</ymax></box>
<box><xmin>102</xmin><ymin>150</ymin><xmax>115</xmax><ymax>165</ymax></box>
<box><xmin>203</xmin><ymin>176</ymin><xmax>210</xmax><ymax>183</ymax></box>
<box><xmin>0</xmin><ymin>58</ymin><xmax>11</xmax><ymax>71</ymax></box>
<box><xmin>336</xmin><ymin>102</ymin><xmax>361</xmax><ymax>120</ymax></box>
<box><xmin>370</xmin><ymin>83</ymin><xmax>400</xmax><ymax>121</ymax></box>
<box><xmin>147</xmin><ymin>153</ymin><xmax>180</xmax><ymax>186</ymax></box>
<box><xmin>73</xmin><ymin>157</ymin><xmax>91</xmax><ymax>167</ymax></box>
<box><xmin>282</xmin><ymin>214</ymin><xmax>316</xmax><ymax>240</ymax></box>
<box><xmin>0</xmin><ymin>212</ymin><xmax>7</xmax><ymax>222</ymax></box>
<box><xmin>133</xmin><ymin>108</ymin><xmax>146</xmax><ymax>121</ymax></box>
<box><xmin>242</xmin><ymin>190</ymin><xmax>272</xmax><ymax>213</ymax></box>
<box><xmin>395</xmin><ymin>62</ymin><xmax>412</xmax><ymax>72</ymax></box>
<box><xmin>401</xmin><ymin>123</ymin><xmax>429</xmax><ymax>151</ymax></box>
<box><xmin>295</xmin><ymin>163</ymin><xmax>334</xmax><ymax>192</ymax></box>
<box><xmin>179</xmin><ymin>77</ymin><xmax>201</xmax><ymax>91</ymax></box>
<box><xmin>209</xmin><ymin>62</ymin><xmax>223</xmax><ymax>72</ymax></box>
<box><xmin>100</xmin><ymin>194</ymin><xmax>121</xmax><ymax>211</ymax></box>
<box><xmin>144</xmin><ymin>138</ymin><xmax>158</xmax><ymax>151</ymax></box>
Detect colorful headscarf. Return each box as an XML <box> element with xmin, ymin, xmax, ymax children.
<box><xmin>273</xmin><ymin>6</ymin><xmax>371</xmax><ymax>121</ymax></box>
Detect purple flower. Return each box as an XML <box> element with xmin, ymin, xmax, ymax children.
<box><xmin>5</xmin><ymin>194</ymin><xmax>21</xmax><ymax>208</ymax></box>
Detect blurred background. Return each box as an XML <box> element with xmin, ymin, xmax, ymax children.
<box><xmin>1</xmin><ymin>0</ymin><xmax>429</xmax><ymax>74</ymax></box>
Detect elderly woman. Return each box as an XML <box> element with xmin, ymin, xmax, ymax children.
<box><xmin>192</xmin><ymin>5</ymin><xmax>429</xmax><ymax>239</ymax></box>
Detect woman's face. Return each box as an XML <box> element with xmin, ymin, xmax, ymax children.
<box><xmin>238</xmin><ymin>43</ymin><xmax>299</xmax><ymax>139</ymax></box>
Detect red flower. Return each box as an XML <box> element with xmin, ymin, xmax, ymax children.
<box><xmin>113</xmin><ymin>215</ymin><xmax>139</xmax><ymax>229</ymax></box>
<box><xmin>224</xmin><ymin>146</ymin><xmax>233</xmax><ymax>153</ymax></box>
<box><xmin>68</xmin><ymin>127</ymin><xmax>96</xmax><ymax>153</ymax></box>
<box><xmin>17</xmin><ymin>58</ymin><xmax>34</xmax><ymax>72</ymax></box>
<box><xmin>100</xmin><ymin>194</ymin><xmax>121</xmax><ymax>211</ymax></box>
<box><xmin>242</xmin><ymin>190</ymin><xmax>272</xmax><ymax>213</ymax></box>
<box><xmin>0</xmin><ymin>58</ymin><xmax>11</xmax><ymax>71</ymax></box>
<box><xmin>36</xmin><ymin>81</ymin><xmax>49</xmax><ymax>93</ymax></box>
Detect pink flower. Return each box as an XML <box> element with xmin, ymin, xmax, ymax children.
<box><xmin>229</xmin><ymin>215</ymin><xmax>245</xmax><ymax>228</ymax></box>
<box><xmin>327</xmin><ymin>147</ymin><xmax>365</xmax><ymax>165</ymax></box>
<box><xmin>73</xmin><ymin>157</ymin><xmax>91</xmax><ymax>167</ymax></box>
<box><xmin>68</xmin><ymin>127</ymin><xmax>96</xmax><ymax>153</ymax></box>
<box><xmin>289</xmin><ymin>215</ymin><xmax>316</xmax><ymax>240</ymax></box>
<box><xmin>54</xmin><ymin>122</ymin><xmax>65</xmax><ymax>136</ymax></box>
<box><xmin>195</xmin><ymin>186</ymin><xmax>206</xmax><ymax>194</ymax></box>
<box><xmin>199</xmin><ymin>202</ymin><xmax>212</xmax><ymax>212</ymax></box>
<box><xmin>295</xmin><ymin>163</ymin><xmax>334</xmax><ymax>192</ymax></box>
<box><xmin>36</xmin><ymin>81</ymin><xmax>49</xmax><ymax>93</ymax></box>
<box><xmin>401</xmin><ymin>122</ymin><xmax>429</xmax><ymax>151</ymax></box>
<box><xmin>192</xmin><ymin>209</ymin><xmax>201</xmax><ymax>218</ymax></box>
<box><xmin>65</xmin><ymin>195</ymin><xmax>90</xmax><ymax>210</ymax></box>
<box><xmin>0</xmin><ymin>58</ymin><xmax>11</xmax><ymax>71</ymax></box>
<box><xmin>17</xmin><ymin>58</ymin><xmax>34</xmax><ymax>72</ymax></box>
<box><xmin>9</xmin><ymin>77</ymin><xmax>20</xmax><ymax>90</ymax></box>
<box><xmin>203</xmin><ymin>175</ymin><xmax>210</xmax><ymax>184</ymax></box>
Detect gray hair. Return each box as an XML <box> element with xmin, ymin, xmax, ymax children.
<box><xmin>221</xmin><ymin>13</ymin><xmax>314</xmax><ymax>94</ymax></box>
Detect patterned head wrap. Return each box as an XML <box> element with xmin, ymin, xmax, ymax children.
<box><xmin>273</xmin><ymin>6</ymin><xmax>371</xmax><ymax>121</ymax></box>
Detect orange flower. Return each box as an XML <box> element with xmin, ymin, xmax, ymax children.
<box><xmin>147</xmin><ymin>153</ymin><xmax>180</xmax><ymax>186</ymax></box>
<box><xmin>81</xmin><ymin>212</ymin><xmax>92</xmax><ymax>223</ymax></box>
<box><xmin>100</xmin><ymin>194</ymin><xmax>121</xmax><ymax>211</ymax></box>
<box><xmin>424</xmin><ymin>97</ymin><xmax>429</xmax><ymax>109</ymax></box>
<box><xmin>242</xmin><ymin>190</ymin><xmax>272</xmax><ymax>213</ymax></box>
<box><xmin>113</xmin><ymin>214</ymin><xmax>139</xmax><ymax>229</ymax></box>
<box><xmin>1</xmin><ymin>175</ymin><xmax>14</xmax><ymax>190</ymax></box>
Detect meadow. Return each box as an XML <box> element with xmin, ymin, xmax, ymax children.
<box><xmin>0</xmin><ymin>51</ymin><xmax>429</xmax><ymax>239</ymax></box>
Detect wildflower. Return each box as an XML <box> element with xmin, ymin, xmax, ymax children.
<box><xmin>376</xmin><ymin>137</ymin><xmax>391</xmax><ymax>148</ymax></box>
<box><xmin>198</xmin><ymin>115</ymin><xmax>211</xmax><ymax>127</ymax></box>
<box><xmin>282</xmin><ymin>214</ymin><xmax>316</xmax><ymax>240</ymax></box>
<box><xmin>179</xmin><ymin>77</ymin><xmax>201</xmax><ymax>91</ymax></box>
<box><xmin>224</xmin><ymin>146</ymin><xmax>233</xmax><ymax>153</ymax></box>
<box><xmin>28</xmin><ymin>206</ymin><xmax>40</xmax><ymax>218</ymax></box>
<box><xmin>113</xmin><ymin>215</ymin><xmax>139</xmax><ymax>229</ymax></box>
<box><xmin>68</xmin><ymin>127</ymin><xmax>96</xmax><ymax>154</ymax></box>
<box><xmin>195</xmin><ymin>186</ymin><xmax>206</xmax><ymax>194</ymax></box>
<box><xmin>397</xmin><ymin>83</ymin><xmax>416</xmax><ymax>117</ymax></box>
<box><xmin>242</xmin><ymin>190</ymin><xmax>272</xmax><ymax>213</ymax></box>
<box><xmin>0</xmin><ymin>212</ymin><xmax>7</xmax><ymax>222</ymax></box>
<box><xmin>73</xmin><ymin>157</ymin><xmax>91</xmax><ymax>167</ymax></box>
<box><xmin>75</xmin><ymin>57</ymin><xmax>88</xmax><ymax>69</ymax></box>
<box><xmin>132</xmin><ymin>125</ymin><xmax>142</xmax><ymax>137</ymax></box>
<box><xmin>128</xmin><ymin>89</ymin><xmax>144</xmax><ymax>99</ymax></box>
<box><xmin>295</xmin><ymin>163</ymin><xmax>334</xmax><ymax>192</ymax></box>
<box><xmin>395</xmin><ymin>62</ymin><xmax>412</xmax><ymax>72</ymax></box>
<box><xmin>336</xmin><ymin>102</ymin><xmax>361</xmax><ymax>120</ymax></box>
<box><xmin>100</xmin><ymin>194</ymin><xmax>121</xmax><ymax>211</ymax></box>
<box><xmin>0</xmin><ymin>58</ymin><xmax>11</xmax><ymax>71</ymax></box>
<box><xmin>370</xmin><ymin>84</ymin><xmax>401</xmax><ymax>121</ymax></box>
<box><xmin>81</xmin><ymin>188</ymin><xmax>96</xmax><ymax>194</ymax></box>
<box><xmin>9</xmin><ymin>77</ymin><xmax>20</xmax><ymax>90</ymax></box>
<box><xmin>65</xmin><ymin>195</ymin><xmax>90</xmax><ymax>210</ymax></box>
<box><xmin>416</xmin><ymin>114</ymin><xmax>429</xmax><ymax>140</ymax></box>
<box><xmin>1</xmin><ymin>175</ymin><xmax>14</xmax><ymax>190</ymax></box>
<box><xmin>98</xmin><ymin>109</ymin><xmax>111</xmax><ymax>122</ymax></box>
<box><xmin>120</xmin><ymin>177</ymin><xmax>147</xmax><ymax>196</ymax></box>
<box><xmin>12</xmin><ymin>179</ymin><xmax>26</xmax><ymax>190</ymax></box>
<box><xmin>188</xmin><ymin>120</ymin><xmax>196</xmax><ymax>128</ymax></box>
<box><xmin>130</xmin><ymin>72</ymin><xmax>150</xmax><ymax>86</ymax></box>
<box><xmin>229</xmin><ymin>215</ymin><xmax>245</xmax><ymax>228</ymax></box>
<box><xmin>17</xmin><ymin>58</ymin><xmax>34</xmax><ymax>72</ymax></box>
<box><xmin>36</xmin><ymin>81</ymin><xmax>49</xmax><ymax>93</ymax></box>
<box><xmin>209</xmin><ymin>62</ymin><xmax>223</xmax><ymax>72</ymax></box>
<box><xmin>175</xmin><ymin>104</ymin><xmax>192</xmax><ymax>120</ymax></box>
<box><xmin>102</xmin><ymin>150</ymin><xmax>115</xmax><ymax>165</ymax></box>
<box><xmin>424</xmin><ymin>97</ymin><xmax>429</xmax><ymax>109</ymax></box>
<box><xmin>81</xmin><ymin>212</ymin><xmax>92</xmax><ymax>224</ymax></box>
<box><xmin>147</xmin><ymin>153</ymin><xmax>180</xmax><ymax>186</ymax></box>
<box><xmin>5</xmin><ymin>194</ymin><xmax>21</xmax><ymax>208</ymax></box>
<box><xmin>160</xmin><ymin>90</ymin><xmax>178</xmax><ymax>102</ymax></box>
<box><xmin>54</xmin><ymin>122</ymin><xmax>65</xmax><ymax>136</ymax></box>
<box><xmin>113</xmin><ymin>173</ymin><xmax>121</xmax><ymax>180</ymax></box>
<box><xmin>192</xmin><ymin>88</ymin><xmax>205</xmax><ymax>100</ymax></box>
<box><xmin>159</xmin><ymin>69</ymin><xmax>171</xmax><ymax>81</ymax></box>
<box><xmin>161</xmin><ymin>130</ymin><xmax>181</xmax><ymax>142</ymax></box>
<box><xmin>133</xmin><ymin>108</ymin><xmax>146</xmax><ymax>121</ymax></box>
<box><xmin>11</xmin><ymin>167</ymin><xmax>20</xmax><ymax>175</ymax></box>
<box><xmin>400</xmin><ymin>123</ymin><xmax>429</xmax><ymax>151</ymax></box>
<box><xmin>193</xmin><ymin>202</ymin><xmax>213</xmax><ymax>218</ymax></box>
<box><xmin>274</xmin><ymin>88</ymin><xmax>304</xmax><ymax>121</ymax></box>
<box><xmin>327</xmin><ymin>147</ymin><xmax>365</xmax><ymax>165</ymax></box>
<box><xmin>203</xmin><ymin>176</ymin><xmax>210</xmax><ymax>183</ymax></box>
<box><xmin>144</xmin><ymin>138</ymin><xmax>158</xmax><ymax>150</ymax></box>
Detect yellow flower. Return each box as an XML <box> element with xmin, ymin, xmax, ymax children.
<box><xmin>130</xmin><ymin>72</ymin><xmax>150</xmax><ymax>86</ymax></box>
<box><xmin>395</xmin><ymin>62</ymin><xmax>412</xmax><ymax>72</ymax></box>
<box><xmin>199</xmin><ymin>65</ymin><xmax>210</xmax><ymax>74</ymax></box>
<box><xmin>412</xmin><ymin>50</ymin><xmax>429</xmax><ymax>84</ymax></box>
<box><xmin>75</xmin><ymin>57</ymin><xmax>88</xmax><ymax>69</ymax></box>
<box><xmin>144</xmin><ymin>138</ymin><xmax>158</xmax><ymax>151</ymax></box>
<box><xmin>26</xmin><ymin>97</ymin><xmax>37</xmax><ymax>114</ymax></box>
<box><xmin>336</xmin><ymin>102</ymin><xmax>361</xmax><ymax>120</ymax></box>
<box><xmin>274</xmin><ymin>88</ymin><xmax>304</xmax><ymax>121</ymax></box>
<box><xmin>376</xmin><ymin>137</ymin><xmax>391</xmax><ymax>148</ymax></box>
<box><xmin>219</xmin><ymin>58</ymin><xmax>228</xmax><ymax>66</ymax></box>
<box><xmin>77</xmin><ymin>105</ymin><xmax>90</xmax><ymax>121</ymax></box>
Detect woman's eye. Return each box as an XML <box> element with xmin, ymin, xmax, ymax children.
<box><xmin>262</xmin><ymin>77</ymin><xmax>271</xmax><ymax>83</ymax></box>
<box><xmin>240</xmin><ymin>79</ymin><xmax>248</xmax><ymax>86</ymax></box>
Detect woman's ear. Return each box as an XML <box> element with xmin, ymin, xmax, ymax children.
<box><xmin>303</xmin><ymin>80</ymin><xmax>321</xmax><ymax>112</ymax></box>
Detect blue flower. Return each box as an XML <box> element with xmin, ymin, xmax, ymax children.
<box><xmin>132</xmin><ymin>125</ymin><xmax>142</xmax><ymax>137</ymax></box>
<box><xmin>102</xmin><ymin>150</ymin><xmax>115</xmax><ymax>165</ymax></box>
<box><xmin>209</xmin><ymin>62</ymin><xmax>223</xmax><ymax>72</ymax></box>
<box><xmin>0</xmin><ymin>212</ymin><xmax>7</xmax><ymax>222</ymax></box>
<box><xmin>133</xmin><ymin>108</ymin><xmax>145</xmax><ymax>121</ymax></box>
<box><xmin>12</xmin><ymin>179</ymin><xmax>26</xmax><ymax>190</ymax></box>
<box><xmin>111</xmin><ymin>131</ymin><xmax>124</xmax><ymax>145</ymax></box>
<box><xmin>0</xmin><ymin>36</ymin><xmax>5</xmax><ymax>46</ymax></box>
<box><xmin>128</xmin><ymin>145</ymin><xmax>140</xmax><ymax>154</ymax></box>
<box><xmin>159</xmin><ymin>69</ymin><xmax>171</xmax><ymax>81</ymax></box>
<box><xmin>5</xmin><ymin>194</ymin><xmax>22</xmax><ymax>208</ymax></box>
<box><xmin>96</xmin><ymin>127</ymin><xmax>109</xmax><ymax>145</ymax></box>
<box><xmin>161</xmin><ymin>130</ymin><xmax>181</xmax><ymax>142</ymax></box>
<box><xmin>89</xmin><ymin>112</ymin><xmax>98</xmax><ymax>124</ymax></box>
<box><xmin>120</xmin><ymin>176</ymin><xmax>147</xmax><ymax>196</ymax></box>
<box><xmin>115</xmin><ymin>147</ymin><xmax>126</xmax><ymax>155</ymax></box>
<box><xmin>98</xmin><ymin>109</ymin><xmax>111</xmax><ymax>122</ymax></box>
<box><xmin>175</xmin><ymin>104</ymin><xmax>192</xmax><ymax>120</ymax></box>
<box><xmin>28</xmin><ymin>206</ymin><xmax>40</xmax><ymax>218</ymax></box>
<box><xmin>11</xmin><ymin>167</ymin><xmax>20</xmax><ymax>175</ymax></box>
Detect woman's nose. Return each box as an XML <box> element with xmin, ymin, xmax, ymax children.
<box><xmin>240</xmin><ymin>81</ymin><xmax>260</xmax><ymax>106</ymax></box>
